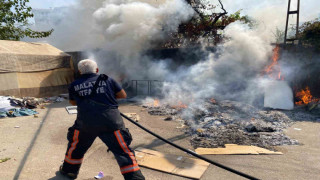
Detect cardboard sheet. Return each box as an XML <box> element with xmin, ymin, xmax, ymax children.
<box><xmin>195</xmin><ymin>144</ymin><xmax>283</xmax><ymax>155</ymax></box>
<box><xmin>135</xmin><ymin>148</ymin><xmax>209</xmax><ymax>179</ymax></box>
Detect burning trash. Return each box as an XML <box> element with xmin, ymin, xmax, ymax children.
<box><xmin>295</xmin><ymin>86</ymin><xmax>319</xmax><ymax>105</ymax></box>
<box><xmin>143</xmin><ymin>98</ymin><xmax>319</xmax><ymax>150</ymax></box>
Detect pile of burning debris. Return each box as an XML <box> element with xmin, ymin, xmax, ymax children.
<box><xmin>143</xmin><ymin>98</ymin><xmax>320</xmax><ymax>150</ymax></box>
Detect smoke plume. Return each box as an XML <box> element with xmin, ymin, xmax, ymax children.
<box><xmin>28</xmin><ymin>0</ymin><xmax>320</xmax><ymax>114</ymax></box>
<box><xmin>90</xmin><ymin>0</ymin><xmax>194</xmax><ymax>79</ymax></box>
<box><xmin>161</xmin><ymin>22</ymin><xmax>273</xmax><ymax>107</ymax></box>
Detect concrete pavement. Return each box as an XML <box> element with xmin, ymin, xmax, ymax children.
<box><xmin>0</xmin><ymin>101</ymin><xmax>319</xmax><ymax>180</ymax></box>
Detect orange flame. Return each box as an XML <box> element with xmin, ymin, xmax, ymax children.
<box><xmin>264</xmin><ymin>45</ymin><xmax>283</xmax><ymax>80</ymax></box>
<box><xmin>153</xmin><ymin>99</ymin><xmax>160</xmax><ymax>107</ymax></box>
<box><xmin>295</xmin><ymin>87</ymin><xmax>319</xmax><ymax>105</ymax></box>
<box><xmin>171</xmin><ymin>101</ymin><xmax>188</xmax><ymax>109</ymax></box>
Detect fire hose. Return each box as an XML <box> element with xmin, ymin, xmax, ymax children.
<box><xmin>120</xmin><ymin>113</ymin><xmax>260</xmax><ymax>180</ymax></box>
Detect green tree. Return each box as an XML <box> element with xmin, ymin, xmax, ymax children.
<box><xmin>298</xmin><ymin>18</ymin><xmax>320</xmax><ymax>50</ymax></box>
<box><xmin>162</xmin><ymin>0</ymin><xmax>252</xmax><ymax>48</ymax></box>
<box><xmin>0</xmin><ymin>0</ymin><xmax>53</xmax><ymax>40</ymax></box>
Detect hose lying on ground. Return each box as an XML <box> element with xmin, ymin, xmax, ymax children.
<box><xmin>120</xmin><ymin>113</ymin><xmax>260</xmax><ymax>180</ymax></box>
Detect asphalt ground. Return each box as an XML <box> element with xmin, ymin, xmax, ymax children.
<box><xmin>0</xmin><ymin>101</ymin><xmax>319</xmax><ymax>180</ymax></box>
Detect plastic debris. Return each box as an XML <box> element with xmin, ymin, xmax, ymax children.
<box><xmin>177</xmin><ymin>156</ymin><xmax>183</xmax><ymax>161</ymax></box>
<box><xmin>14</xmin><ymin>126</ymin><xmax>20</xmax><ymax>128</ymax></box>
<box><xmin>56</xmin><ymin>97</ymin><xmax>65</xmax><ymax>102</ymax></box>
<box><xmin>66</xmin><ymin>106</ymin><xmax>77</xmax><ymax>114</ymax></box>
<box><xmin>0</xmin><ymin>157</ymin><xmax>11</xmax><ymax>163</ymax></box>
<box><xmin>0</xmin><ymin>96</ymin><xmax>15</xmax><ymax>111</ymax></box>
<box><xmin>294</xmin><ymin>128</ymin><xmax>302</xmax><ymax>131</ymax></box>
<box><xmin>94</xmin><ymin>171</ymin><xmax>104</xmax><ymax>179</ymax></box>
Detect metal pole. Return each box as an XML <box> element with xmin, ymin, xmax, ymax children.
<box><xmin>284</xmin><ymin>0</ymin><xmax>291</xmax><ymax>44</ymax></box>
<box><xmin>296</xmin><ymin>0</ymin><xmax>300</xmax><ymax>40</ymax></box>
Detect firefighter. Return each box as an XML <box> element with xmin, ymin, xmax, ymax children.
<box><xmin>59</xmin><ymin>59</ymin><xmax>145</xmax><ymax>180</ymax></box>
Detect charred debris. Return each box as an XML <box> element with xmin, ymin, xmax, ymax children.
<box><xmin>143</xmin><ymin>97</ymin><xmax>320</xmax><ymax>151</ymax></box>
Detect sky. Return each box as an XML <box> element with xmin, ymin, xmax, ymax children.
<box><xmin>29</xmin><ymin>0</ymin><xmax>76</xmax><ymax>9</ymax></box>
<box><xmin>28</xmin><ymin>0</ymin><xmax>320</xmax><ymax>15</ymax></box>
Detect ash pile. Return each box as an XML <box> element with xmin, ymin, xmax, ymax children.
<box><xmin>144</xmin><ymin>99</ymin><xmax>320</xmax><ymax>150</ymax></box>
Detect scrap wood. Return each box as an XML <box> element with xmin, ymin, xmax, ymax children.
<box><xmin>135</xmin><ymin>148</ymin><xmax>209</xmax><ymax>179</ymax></box>
<box><xmin>308</xmin><ymin>101</ymin><xmax>320</xmax><ymax>111</ymax></box>
<box><xmin>195</xmin><ymin>144</ymin><xmax>283</xmax><ymax>155</ymax></box>
<box><xmin>123</xmin><ymin>113</ymin><xmax>140</xmax><ymax>122</ymax></box>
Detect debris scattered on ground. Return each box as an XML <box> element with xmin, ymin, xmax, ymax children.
<box><xmin>135</xmin><ymin>148</ymin><xmax>209</xmax><ymax>179</ymax></box>
<box><xmin>0</xmin><ymin>96</ymin><xmax>15</xmax><ymax>111</ymax></box>
<box><xmin>195</xmin><ymin>144</ymin><xmax>283</xmax><ymax>155</ymax></box>
<box><xmin>123</xmin><ymin>113</ymin><xmax>140</xmax><ymax>122</ymax></box>
<box><xmin>94</xmin><ymin>171</ymin><xmax>104</xmax><ymax>179</ymax></box>
<box><xmin>144</xmin><ymin>99</ymin><xmax>320</xmax><ymax>150</ymax></box>
<box><xmin>0</xmin><ymin>94</ymin><xmax>69</xmax><ymax>119</ymax></box>
<box><xmin>49</xmin><ymin>96</ymin><xmax>65</xmax><ymax>102</ymax></box>
<box><xmin>307</xmin><ymin>101</ymin><xmax>320</xmax><ymax>111</ymax></box>
<box><xmin>164</xmin><ymin>116</ymin><xmax>173</xmax><ymax>121</ymax></box>
<box><xmin>1</xmin><ymin>94</ymin><xmax>69</xmax><ymax>109</ymax></box>
<box><xmin>59</xmin><ymin>94</ymin><xmax>69</xmax><ymax>99</ymax></box>
<box><xmin>66</xmin><ymin>106</ymin><xmax>77</xmax><ymax>114</ymax></box>
<box><xmin>145</xmin><ymin>105</ymin><xmax>180</xmax><ymax>116</ymax></box>
<box><xmin>0</xmin><ymin>108</ymin><xmax>38</xmax><ymax>118</ymax></box>
<box><xmin>176</xmin><ymin>124</ymin><xmax>185</xmax><ymax>129</ymax></box>
<box><xmin>10</xmin><ymin>97</ymin><xmax>39</xmax><ymax>109</ymax></box>
<box><xmin>0</xmin><ymin>157</ymin><xmax>11</xmax><ymax>163</ymax></box>
<box><xmin>14</xmin><ymin>126</ymin><xmax>20</xmax><ymax>128</ymax></box>
<box><xmin>294</xmin><ymin>128</ymin><xmax>302</xmax><ymax>131</ymax></box>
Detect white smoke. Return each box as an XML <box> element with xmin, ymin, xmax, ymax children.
<box><xmin>27</xmin><ymin>0</ymin><xmax>319</xmax><ymax>111</ymax></box>
<box><xmin>92</xmin><ymin>0</ymin><xmax>193</xmax><ymax>55</ymax></box>
<box><xmin>29</xmin><ymin>0</ymin><xmax>106</xmax><ymax>51</ymax></box>
<box><xmin>89</xmin><ymin>0</ymin><xmax>194</xmax><ymax>80</ymax></box>
<box><xmin>29</xmin><ymin>0</ymin><xmax>194</xmax><ymax>51</ymax></box>
<box><xmin>161</xmin><ymin>22</ymin><xmax>274</xmax><ymax>108</ymax></box>
<box><xmin>30</xmin><ymin>0</ymin><xmax>194</xmax><ymax>80</ymax></box>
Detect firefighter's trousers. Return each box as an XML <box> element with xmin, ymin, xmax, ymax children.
<box><xmin>61</xmin><ymin>126</ymin><xmax>145</xmax><ymax>180</ymax></box>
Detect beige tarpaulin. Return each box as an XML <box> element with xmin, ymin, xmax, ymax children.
<box><xmin>0</xmin><ymin>40</ymin><xmax>74</xmax><ymax>97</ymax></box>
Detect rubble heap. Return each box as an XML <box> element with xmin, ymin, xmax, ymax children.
<box><xmin>145</xmin><ymin>99</ymin><xmax>319</xmax><ymax>150</ymax></box>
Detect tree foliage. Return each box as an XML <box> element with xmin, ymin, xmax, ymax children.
<box><xmin>0</xmin><ymin>0</ymin><xmax>53</xmax><ymax>41</ymax></box>
<box><xmin>162</xmin><ymin>0</ymin><xmax>251</xmax><ymax>48</ymax></box>
<box><xmin>298</xmin><ymin>18</ymin><xmax>320</xmax><ymax>50</ymax></box>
